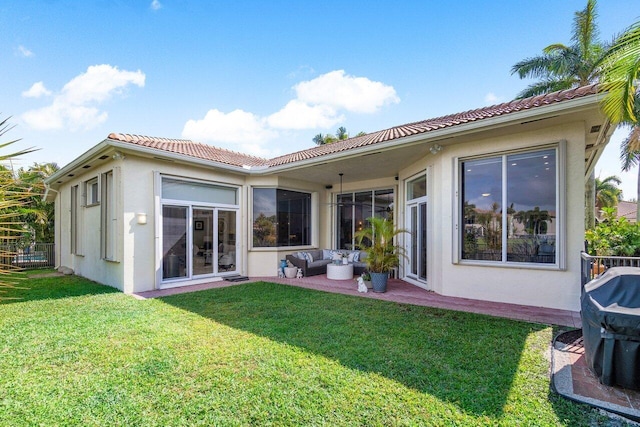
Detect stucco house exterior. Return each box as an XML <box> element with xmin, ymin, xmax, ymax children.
<box><xmin>44</xmin><ymin>84</ymin><xmax>613</xmax><ymax>311</ymax></box>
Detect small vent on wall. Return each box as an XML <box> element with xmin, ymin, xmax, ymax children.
<box><xmin>99</xmin><ymin>155</ymin><xmax>109</xmax><ymax>160</ymax></box>
<box><xmin>590</xmin><ymin>125</ymin><xmax>601</xmax><ymax>133</ymax></box>
<box><xmin>82</xmin><ymin>165</ymin><xmax>91</xmax><ymax>169</ymax></box>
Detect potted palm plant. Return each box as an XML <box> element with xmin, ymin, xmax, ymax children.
<box><xmin>354</xmin><ymin>216</ymin><xmax>407</xmax><ymax>293</ymax></box>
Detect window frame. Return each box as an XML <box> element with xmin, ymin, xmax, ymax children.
<box><xmin>70</xmin><ymin>185</ymin><xmax>79</xmax><ymax>255</ymax></box>
<box><xmin>251</xmin><ymin>187</ymin><xmax>313</xmax><ymax>249</ymax></box>
<box><xmin>335</xmin><ymin>187</ymin><xmax>394</xmax><ymax>250</ymax></box>
<box><xmin>100</xmin><ymin>169</ymin><xmax>119</xmax><ymax>262</ymax></box>
<box><xmin>85</xmin><ymin>177</ymin><xmax>100</xmax><ymax>206</ymax></box>
<box><xmin>453</xmin><ymin>142</ymin><xmax>566</xmax><ymax>270</ymax></box>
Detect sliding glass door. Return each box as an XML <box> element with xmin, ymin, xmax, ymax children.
<box><xmin>405</xmin><ymin>175</ymin><xmax>427</xmax><ymax>286</ymax></box>
<box><xmin>162</xmin><ymin>206</ymin><xmax>188</xmax><ymax>280</ymax></box>
<box><xmin>160</xmin><ymin>176</ymin><xmax>239</xmax><ymax>284</ymax></box>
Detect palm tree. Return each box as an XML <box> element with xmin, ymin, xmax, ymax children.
<box><xmin>336</xmin><ymin>126</ymin><xmax>348</xmax><ymax>140</ymax></box>
<box><xmin>312</xmin><ymin>127</ymin><xmax>363</xmax><ymax>145</ymax></box>
<box><xmin>596</xmin><ymin>21</ymin><xmax>640</xmax><ymax>220</ymax></box>
<box><xmin>510</xmin><ymin>0</ymin><xmax>625</xmax><ymax>229</ymax></box>
<box><xmin>16</xmin><ymin>162</ymin><xmax>59</xmax><ymax>243</ymax></box>
<box><xmin>599</xmin><ymin>22</ymin><xmax>640</xmax><ymax>124</ymax></box>
<box><xmin>594</xmin><ymin>175</ymin><xmax>622</xmax><ymax>212</ymax></box>
<box><xmin>511</xmin><ymin>0</ymin><xmax>604</xmax><ymax>98</ymax></box>
<box><xmin>0</xmin><ymin>116</ymin><xmax>37</xmax><ymax>295</ymax></box>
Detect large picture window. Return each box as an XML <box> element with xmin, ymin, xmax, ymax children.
<box><xmin>253</xmin><ymin>188</ymin><xmax>311</xmax><ymax>247</ymax></box>
<box><xmin>337</xmin><ymin>189</ymin><xmax>394</xmax><ymax>249</ymax></box>
<box><xmin>460</xmin><ymin>147</ymin><xmax>557</xmax><ymax>265</ymax></box>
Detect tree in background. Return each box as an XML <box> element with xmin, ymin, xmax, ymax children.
<box><xmin>16</xmin><ymin>162</ymin><xmax>59</xmax><ymax>243</ymax></box>
<box><xmin>510</xmin><ymin>0</ymin><xmax>640</xmax><ymax>230</ymax></box>
<box><xmin>598</xmin><ymin>21</ymin><xmax>640</xmax><ymax>220</ymax></box>
<box><xmin>595</xmin><ymin>175</ymin><xmax>622</xmax><ymax>213</ymax></box>
<box><xmin>510</xmin><ymin>0</ymin><xmax>604</xmax><ymax>98</ymax></box>
<box><xmin>0</xmin><ymin>116</ymin><xmax>37</xmax><ymax>294</ymax></box>
<box><xmin>313</xmin><ymin>127</ymin><xmax>366</xmax><ymax>145</ymax></box>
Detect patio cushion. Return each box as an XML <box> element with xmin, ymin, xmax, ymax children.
<box><xmin>308</xmin><ymin>259</ymin><xmax>331</xmax><ymax>268</ymax></box>
<box><xmin>301</xmin><ymin>252</ymin><xmax>314</xmax><ymax>263</ymax></box>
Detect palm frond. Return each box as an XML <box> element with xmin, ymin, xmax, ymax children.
<box><xmin>599</xmin><ymin>22</ymin><xmax>640</xmax><ymax>123</ymax></box>
<box><xmin>515</xmin><ymin>79</ymin><xmax>575</xmax><ymax>99</ymax></box>
<box><xmin>510</xmin><ymin>55</ymin><xmax>555</xmax><ymax>80</ymax></box>
<box><xmin>572</xmin><ymin>0</ymin><xmax>599</xmax><ymax>56</ymax></box>
<box><xmin>620</xmin><ymin>127</ymin><xmax>640</xmax><ymax>170</ymax></box>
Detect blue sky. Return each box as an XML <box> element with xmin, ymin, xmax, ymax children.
<box><xmin>2</xmin><ymin>1</ymin><xmax>638</xmax><ymax>197</ymax></box>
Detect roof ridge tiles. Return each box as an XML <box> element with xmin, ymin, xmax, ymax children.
<box><xmin>108</xmin><ymin>84</ymin><xmax>600</xmax><ymax>170</ymax></box>
<box><xmin>107</xmin><ymin>133</ymin><xmax>268</xmax><ymax>164</ymax></box>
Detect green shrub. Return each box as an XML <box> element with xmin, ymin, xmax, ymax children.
<box><xmin>586</xmin><ymin>207</ymin><xmax>640</xmax><ymax>256</ymax></box>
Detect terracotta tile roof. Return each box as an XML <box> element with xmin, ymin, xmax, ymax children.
<box><xmin>107</xmin><ymin>133</ymin><xmax>267</xmax><ymax>167</ymax></box>
<box><xmin>266</xmin><ymin>84</ymin><xmax>599</xmax><ymax>167</ymax></box>
<box><xmin>616</xmin><ymin>201</ymin><xmax>637</xmax><ymax>223</ymax></box>
<box><xmin>109</xmin><ymin>84</ymin><xmax>599</xmax><ymax>169</ymax></box>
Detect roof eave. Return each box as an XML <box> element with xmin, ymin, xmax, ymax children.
<box><xmin>45</xmin><ymin>138</ymin><xmax>253</xmax><ymax>188</ymax></box>
<box><xmin>263</xmin><ymin>93</ymin><xmax>604</xmax><ymax>174</ymax></box>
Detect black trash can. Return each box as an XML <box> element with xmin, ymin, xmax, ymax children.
<box><xmin>581</xmin><ymin>267</ymin><xmax>640</xmax><ymax>390</ymax></box>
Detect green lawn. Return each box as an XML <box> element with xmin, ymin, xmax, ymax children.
<box><xmin>0</xmin><ymin>272</ymin><xmax>616</xmax><ymax>426</ymax></box>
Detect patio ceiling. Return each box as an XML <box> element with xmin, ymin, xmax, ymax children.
<box><xmin>270</xmin><ymin>141</ymin><xmax>435</xmax><ymax>185</ymax></box>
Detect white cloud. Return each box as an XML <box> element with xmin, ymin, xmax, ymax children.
<box><xmin>267</xmin><ymin>100</ymin><xmax>342</xmax><ymax>129</ymax></box>
<box><xmin>294</xmin><ymin>70</ymin><xmax>399</xmax><ymax>114</ymax></box>
<box><xmin>182</xmin><ymin>70</ymin><xmax>399</xmax><ymax>150</ymax></box>
<box><xmin>22</xmin><ymin>82</ymin><xmax>51</xmax><ymax>98</ymax></box>
<box><xmin>17</xmin><ymin>45</ymin><xmax>33</xmax><ymax>57</ymax></box>
<box><xmin>182</xmin><ymin>109</ymin><xmax>277</xmax><ymax>144</ymax></box>
<box><xmin>484</xmin><ymin>92</ymin><xmax>501</xmax><ymax>105</ymax></box>
<box><xmin>21</xmin><ymin>64</ymin><xmax>145</xmax><ymax>131</ymax></box>
<box><xmin>150</xmin><ymin>0</ymin><xmax>162</xmax><ymax>10</ymax></box>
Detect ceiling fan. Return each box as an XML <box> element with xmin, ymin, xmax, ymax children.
<box><xmin>325</xmin><ymin>173</ymin><xmax>363</xmax><ymax>209</ymax></box>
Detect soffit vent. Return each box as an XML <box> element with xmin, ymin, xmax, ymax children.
<box><xmin>590</xmin><ymin>125</ymin><xmax>601</xmax><ymax>133</ymax></box>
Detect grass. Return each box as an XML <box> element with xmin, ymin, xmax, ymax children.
<box><xmin>0</xmin><ymin>272</ymin><xmax>619</xmax><ymax>426</ymax></box>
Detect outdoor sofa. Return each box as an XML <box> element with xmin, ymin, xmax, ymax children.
<box><xmin>286</xmin><ymin>249</ymin><xmax>368</xmax><ymax>277</ymax></box>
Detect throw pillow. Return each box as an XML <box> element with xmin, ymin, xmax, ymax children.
<box><xmin>331</xmin><ymin>251</ymin><xmax>342</xmax><ymax>261</ymax></box>
<box><xmin>347</xmin><ymin>252</ymin><xmax>356</xmax><ymax>263</ymax></box>
<box><xmin>352</xmin><ymin>251</ymin><xmax>360</xmax><ymax>262</ymax></box>
<box><xmin>302</xmin><ymin>252</ymin><xmax>314</xmax><ymax>263</ymax></box>
<box><xmin>322</xmin><ymin>249</ymin><xmax>332</xmax><ymax>260</ymax></box>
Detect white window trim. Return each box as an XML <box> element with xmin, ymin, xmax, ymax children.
<box><xmin>155</xmin><ymin>173</ymin><xmax>243</xmax><ymax>287</ymax></box>
<box><xmin>100</xmin><ymin>168</ymin><xmax>120</xmax><ymax>262</ymax></box>
<box><xmin>452</xmin><ymin>141</ymin><xmax>566</xmax><ymax>270</ymax></box>
<box><xmin>249</xmin><ymin>186</ymin><xmax>316</xmax><ymax>250</ymax></box>
<box><xmin>85</xmin><ymin>177</ymin><xmax>100</xmax><ymax>207</ymax></box>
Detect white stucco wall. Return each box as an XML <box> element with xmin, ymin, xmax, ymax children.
<box><xmin>427</xmin><ymin>122</ymin><xmax>586</xmax><ymax>311</ymax></box>
<box><xmin>55</xmin><ymin>161</ymin><xmax>125</xmax><ymax>290</ymax></box>
<box><xmin>50</xmin><ymin>114</ymin><xmax>594</xmax><ymax>310</ymax></box>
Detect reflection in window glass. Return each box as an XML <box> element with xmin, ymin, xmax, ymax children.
<box><xmin>162</xmin><ymin>206</ymin><xmax>187</xmax><ymax>279</ymax></box>
<box><xmin>461</xmin><ymin>157</ymin><xmax>502</xmax><ymax>261</ymax></box>
<box><xmin>407</xmin><ymin>176</ymin><xmax>426</xmax><ymax>200</ymax></box>
<box><xmin>162</xmin><ymin>178</ymin><xmax>237</xmax><ymax>205</ymax></box>
<box><xmin>337</xmin><ymin>189</ymin><xmax>394</xmax><ymax>249</ymax></box>
<box><xmin>507</xmin><ymin>149</ymin><xmax>556</xmax><ymax>263</ymax></box>
<box><xmin>461</xmin><ymin>148</ymin><xmax>557</xmax><ymax>264</ymax></box>
<box><xmin>253</xmin><ymin>188</ymin><xmax>311</xmax><ymax>247</ymax></box>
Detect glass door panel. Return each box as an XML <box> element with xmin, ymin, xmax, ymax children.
<box><xmin>419</xmin><ymin>202</ymin><xmax>427</xmax><ymax>281</ymax></box>
<box><xmin>410</xmin><ymin>206</ymin><xmax>418</xmax><ymax>276</ymax></box>
<box><xmin>162</xmin><ymin>206</ymin><xmax>188</xmax><ymax>280</ymax></box>
<box><xmin>406</xmin><ymin>202</ymin><xmax>427</xmax><ymax>283</ymax></box>
<box><xmin>193</xmin><ymin>208</ymin><xmax>214</xmax><ymax>276</ymax></box>
<box><xmin>218</xmin><ymin>210</ymin><xmax>237</xmax><ymax>272</ymax></box>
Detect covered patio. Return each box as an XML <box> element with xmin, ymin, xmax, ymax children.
<box><xmin>134</xmin><ymin>275</ymin><xmax>582</xmax><ymax>327</ymax></box>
